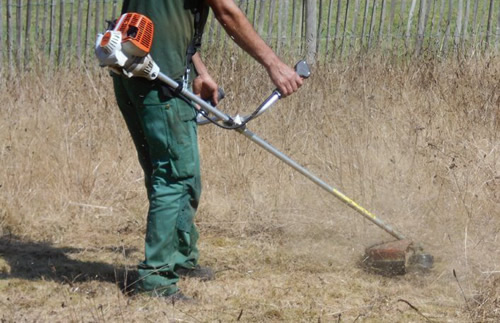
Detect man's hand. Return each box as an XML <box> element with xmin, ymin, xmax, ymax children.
<box><xmin>207</xmin><ymin>0</ymin><xmax>303</xmax><ymax>97</ymax></box>
<box><xmin>192</xmin><ymin>52</ymin><xmax>220</xmax><ymax>106</ymax></box>
<box><xmin>266</xmin><ymin>60</ymin><xmax>303</xmax><ymax>97</ymax></box>
<box><xmin>193</xmin><ymin>72</ymin><xmax>219</xmax><ymax>106</ymax></box>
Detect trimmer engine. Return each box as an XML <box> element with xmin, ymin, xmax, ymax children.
<box><xmin>95</xmin><ymin>13</ymin><xmax>159</xmax><ymax>80</ymax></box>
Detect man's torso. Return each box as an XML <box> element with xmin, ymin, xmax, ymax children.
<box><xmin>121</xmin><ymin>0</ymin><xmax>206</xmax><ymax>80</ymax></box>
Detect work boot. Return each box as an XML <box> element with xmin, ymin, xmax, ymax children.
<box><xmin>176</xmin><ymin>265</ymin><xmax>215</xmax><ymax>281</ymax></box>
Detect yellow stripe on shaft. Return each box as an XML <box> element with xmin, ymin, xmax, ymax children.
<box><xmin>332</xmin><ymin>188</ymin><xmax>377</xmax><ymax>220</ymax></box>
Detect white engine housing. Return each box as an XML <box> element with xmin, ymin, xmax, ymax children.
<box><xmin>95</xmin><ymin>31</ymin><xmax>128</xmax><ymax>67</ymax></box>
<box><xmin>95</xmin><ymin>31</ymin><xmax>159</xmax><ymax>81</ymax></box>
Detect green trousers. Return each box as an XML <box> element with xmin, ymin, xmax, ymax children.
<box><xmin>113</xmin><ymin>75</ymin><xmax>201</xmax><ymax>296</ymax></box>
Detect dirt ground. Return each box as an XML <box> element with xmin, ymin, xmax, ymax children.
<box><xmin>1</xmin><ymin>55</ymin><xmax>499</xmax><ymax>322</ymax></box>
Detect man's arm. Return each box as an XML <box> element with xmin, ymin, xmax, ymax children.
<box><xmin>192</xmin><ymin>52</ymin><xmax>220</xmax><ymax>105</ymax></box>
<box><xmin>205</xmin><ymin>0</ymin><xmax>303</xmax><ymax>97</ymax></box>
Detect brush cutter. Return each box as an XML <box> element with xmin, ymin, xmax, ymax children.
<box><xmin>95</xmin><ymin>13</ymin><xmax>434</xmax><ymax>275</ymax></box>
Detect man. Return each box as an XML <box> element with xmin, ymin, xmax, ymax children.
<box><xmin>113</xmin><ymin>0</ymin><xmax>303</xmax><ymax>298</ymax></box>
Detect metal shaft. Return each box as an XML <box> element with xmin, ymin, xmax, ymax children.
<box><xmin>238</xmin><ymin>127</ymin><xmax>406</xmax><ymax>241</ymax></box>
<box><xmin>157</xmin><ymin>72</ymin><xmax>232</xmax><ymax>123</ymax></box>
<box><xmin>156</xmin><ymin>70</ymin><xmax>406</xmax><ymax>241</ymax></box>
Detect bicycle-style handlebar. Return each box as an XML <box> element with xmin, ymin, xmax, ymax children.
<box><xmin>196</xmin><ymin>60</ymin><xmax>310</xmax><ymax>127</ymax></box>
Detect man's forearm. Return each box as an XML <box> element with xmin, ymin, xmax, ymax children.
<box><xmin>192</xmin><ymin>52</ymin><xmax>209</xmax><ymax>76</ymax></box>
<box><xmin>191</xmin><ymin>52</ymin><xmax>220</xmax><ymax>104</ymax></box>
<box><xmin>206</xmin><ymin>0</ymin><xmax>280</xmax><ymax>69</ymax></box>
<box><xmin>205</xmin><ymin>0</ymin><xmax>303</xmax><ymax>97</ymax></box>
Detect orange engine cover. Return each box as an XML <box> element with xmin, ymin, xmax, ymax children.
<box><xmin>115</xmin><ymin>12</ymin><xmax>154</xmax><ymax>56</ymax></box>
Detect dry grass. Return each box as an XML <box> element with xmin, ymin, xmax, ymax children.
<box><xmin>0</xmin><ymin>54</ymin><xmax>499</xmax><ymax>322</ymax></box>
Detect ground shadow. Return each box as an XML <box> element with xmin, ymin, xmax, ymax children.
<box><xmin>0</xmin><ymin>234</ymin><xmax>139</xmax><ymax>294</ymax></box>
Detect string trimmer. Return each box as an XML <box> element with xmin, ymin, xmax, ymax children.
<box><xmin>95</xmin><ymin>13</ymin><xmax>434</xmax><ymax>275</ymax></box>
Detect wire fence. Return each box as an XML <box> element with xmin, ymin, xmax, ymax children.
<box><xmin>1</xmin><ymin>0</ymin><xmax>499</xmax><ymax>71</ymax></box>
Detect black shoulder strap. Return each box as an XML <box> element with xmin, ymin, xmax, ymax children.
<box><xmin>186</xmin><ymin>5</ymin><xmax>209</xmax><ymax>68</ymax></box>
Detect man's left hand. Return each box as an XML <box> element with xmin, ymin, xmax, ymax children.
<box><xmin>193</xmin><ymin>73</ymin><xmax>219</xmax><ymax>106</ymax></box>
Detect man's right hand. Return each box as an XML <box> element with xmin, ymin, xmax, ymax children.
<box><xmin>207</xmin><ymin>0</ymin><xmax>303</xmax><ymax>98</ymax></box>
<box><xmin>266</xmin><ymin>60</ymin><xmax>304</xmax><ymax>97</ymax></box>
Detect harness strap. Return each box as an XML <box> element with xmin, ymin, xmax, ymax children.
<box><xmin>184</xmin><ymin>5</ymin><xmax>209</xmax><ymax>84</ymax></box>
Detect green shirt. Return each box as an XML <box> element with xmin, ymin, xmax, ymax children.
<box><xmin>121</xmin><ymin>0</ymin><xmax>206</xmax><ymax>81</ymax></box>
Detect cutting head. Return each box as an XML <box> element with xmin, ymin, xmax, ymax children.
<box><xmin>363</xmin><ymin>240</ymin><xmax>434</xmax><ymax>275</ymax></box>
